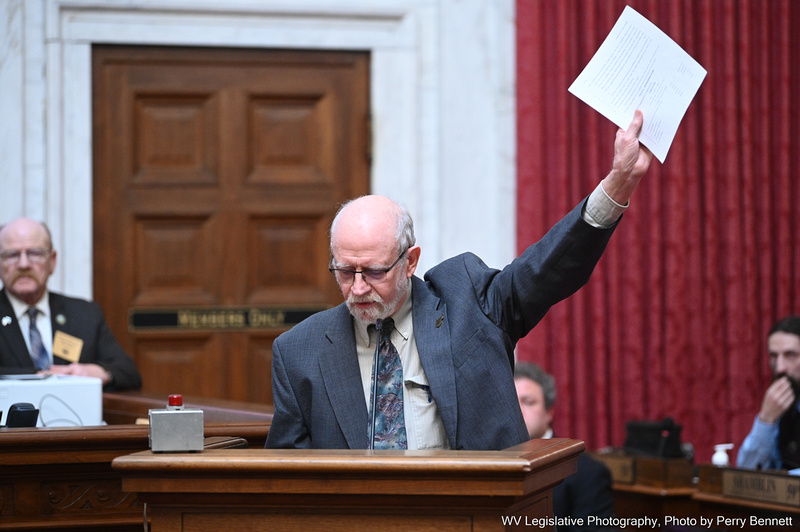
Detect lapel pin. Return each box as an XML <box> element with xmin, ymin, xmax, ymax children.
<box><xmin>56</xmin><ymin>314</ymin><xmax>66</xmax><ymax>325</ymax></box>
<box><xmin>1</xmin><ymin>316</ymin><xmax>11</xmax><ymax>326</ymax></box>
<box><xmin>435</xmin><ymin>314</ymin><xmax>444</xmax><ymax>328</ymax></box>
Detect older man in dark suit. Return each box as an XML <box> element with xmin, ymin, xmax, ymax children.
<box><xmin>266</xmin><ymin>111</ymin><xmax>653</xmax><ymax>451</ymax></box>
<box><xmin>0</xmin><ymin>218</ymin><xmax>141</xmax><ymax>390</ymax></box>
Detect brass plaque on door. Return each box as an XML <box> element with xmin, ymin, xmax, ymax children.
<box><xmin>129</xmin><ymin>307</ymin><xmax>324</xmax><ymax>331</ymax></box>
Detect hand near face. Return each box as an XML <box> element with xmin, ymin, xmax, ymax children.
<box><xmin>758</xmin><ymin>376</ymin><xmax>796</xmax><ymax>424</ymax></box>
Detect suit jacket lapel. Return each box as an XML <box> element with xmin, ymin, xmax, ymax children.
<box><xmin>0</xmin><ymin>289</ymin><xmax>36</xmax><ymax>367</ymax></box>
<box><xmin>48</xmin><ymin>292</ymin><xmax>65</xmax><ymax>334</ymax></box>
<box><xmin>411</xmin><ymin>276</ymin><xmax>458</xmax><ymax>447</ymax></box>
<box><xmin>48</xmin><ymin>293</ymin><xmax>73</xmax><ymax>365</ymax></box>
<box><xmin>318</xmin><ymin>304</ymin><xmax>370</xmax><ymax>449</ymax></box>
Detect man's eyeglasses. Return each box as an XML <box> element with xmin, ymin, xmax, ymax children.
<box><xmin>329</xmin><ymin>250</ymin><xmax>407</xmax><ymax>285</ymax></box>
<box><xmin>0</xmin><ymin>248</ymin><xmax>52</xmax><ymax>265</ymax></box>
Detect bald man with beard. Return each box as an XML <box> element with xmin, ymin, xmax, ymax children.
<box><xmin>266</xmin><ymin>111</ymin><xmax>653</xmax><ymax>450</ymax></box>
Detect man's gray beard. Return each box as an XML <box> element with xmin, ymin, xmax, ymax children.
<box><xmin>346</xmin><ymin>276</ymin><xmax>409</xmax><ymax>325</ymax></box>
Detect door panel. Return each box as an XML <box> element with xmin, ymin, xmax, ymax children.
<box><xmin>93</xmin><ymin>45</ymin><xmax>369</xmax><ymax>403</ymax></box>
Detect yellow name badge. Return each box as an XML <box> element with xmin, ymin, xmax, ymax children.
<box><xmin>52</xmin><ymin>331</ymin><xmax>84</xmax><ymax>363</ymax></box>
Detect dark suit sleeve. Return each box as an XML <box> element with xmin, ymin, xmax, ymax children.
<box><xmin>52</xmin><ymin>297</ymin><xmax>141</xmax><ymax>391</ymax></box>
<box><xmin>429</xmin><ymin>199</ymin><xmax>618</xmax><ymax>348</ymax></box>
<box><xmin>0</xmin><ymin>326</ymin><xmax>36</xmax><ymax>374</ymax></box>
<box><xmin>84</xmin><ymin>304</ymin><xmax>142</xmax><ymax>391</ymax></box>
<box><xmin>421</xmin><ymin>200</ymin><xmax>618</xmax><ymax>450</ymax></box>
<box><xmin>553</xmin><ymin>454</ymin><xmax>617</xmax><ymax>532</ymax></box>
<box><xmin>0</xmin><ymin>358</ymin><xmax>36</xmax><ymax>375</ymax></box>
<box><xmin>265</xmin><ymin>337</ymin><xmax>311</xmax><ymax>448</ymax></box>
<box><xmin>0</xmin><ymin>292</ymin><xmax>37</xmax><ymax>374</ymax></box>
<box><xmin>483</xmin><ymin>199</ymin><xmax>618</xmax><ymax>342</ymax></box>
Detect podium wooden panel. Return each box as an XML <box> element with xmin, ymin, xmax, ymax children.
<box><xmin>112</xmin><ymin>438</ymin><xmax>583</xmax><ymax>531</ymax></box>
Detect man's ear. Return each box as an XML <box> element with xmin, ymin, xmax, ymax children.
<box><xmin>405</xmin><ymin>246</ymin><xmax>421</xmax><ymax>278</ymax></box>
<box><xmin>546</xmin><ymin>407</ymin><xmax>555</xmax><ymax>430</ymax></box>
<box><xmin>48</xmin><ymin>249</ymin><xmax>57</xmax><ymax>276</ymax></box>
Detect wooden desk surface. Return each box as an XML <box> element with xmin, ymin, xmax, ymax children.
<box><xmin>0</xmin><ymin>392</ymin><xmax>271</xmax><ymax>531</ymax></box>
<box><xmin>114</xmin><ymin>438</ymin><xmax>584</xmax><ymax>497</ymax></box>
<box><xmin>102</xmin><ymin>389</ymin><xmax>273</xmax><ymax>425</ymax></box>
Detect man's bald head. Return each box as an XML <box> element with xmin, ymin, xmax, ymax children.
<box><xmin>330</xmin><ymin>195</ymin><xmax>414</xmax><ymax>257</ymax></box>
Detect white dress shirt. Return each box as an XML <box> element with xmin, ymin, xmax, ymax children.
<box><xmin>354</xmin><ymin>285</ymin><xmax>450</xmax><ymax>450</ymax></box>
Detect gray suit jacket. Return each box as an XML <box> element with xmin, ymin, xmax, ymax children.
<box><xmin>266</xmin><ymin>199</ymin><xmax>618</xmax><ymax>450</ymax></box>
<box><xmin>0</xmin><ymin>290</ymin><xmax>142</xmax><ymax>391</ymax></box>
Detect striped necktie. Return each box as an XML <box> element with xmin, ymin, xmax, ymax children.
<box><xmin>27</xmin><ymin>307</ymin><xmax>50</xmax><ymax>370</ymax></box>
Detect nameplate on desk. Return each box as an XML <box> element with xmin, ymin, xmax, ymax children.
<box><xmin>129</xmin><ymin>307</ymin><xmax>324</xmax><ymax>331</ymax></box>
<box><xmin>722</xmin><ymin>469</ymin><xmax>800</xmax><ymax>507</ymax></box>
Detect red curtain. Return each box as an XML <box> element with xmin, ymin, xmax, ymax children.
<box><xmin>516</xmin><ymin>0</ymin><xmax>800</xmax><ymax>463</ymax></box>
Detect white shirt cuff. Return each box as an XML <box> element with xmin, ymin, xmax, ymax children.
<box><xmin>583</xmin><ymin>182</ymin><xmax>629</xmax><ymax>228</ymax></box>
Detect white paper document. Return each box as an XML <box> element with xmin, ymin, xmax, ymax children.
<box><xmin>568</xmin><ymin>6</ymin><xmax>706</xmax><ymax>162</ymax></box>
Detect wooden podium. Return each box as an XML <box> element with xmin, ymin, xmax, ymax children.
<box><xmin>112</xmin><ymin>438</ymin><xmax>584</xmax><ymax>531</ymax></box>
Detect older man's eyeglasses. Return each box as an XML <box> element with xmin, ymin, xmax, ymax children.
<box><xmin>0</xmin><ymin>248</ymin><xmax>52</xmax><ymax>265</ymax></box>
<box><xmin>329</xmin><ymin>250</ymin><xmax>407</xmax><ymax>285</ymax></box>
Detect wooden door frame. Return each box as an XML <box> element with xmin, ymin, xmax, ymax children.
<box><xmin>92</xmin><ymin>45</ymin><xmax>369</xmax><ymax>402</ymax></box>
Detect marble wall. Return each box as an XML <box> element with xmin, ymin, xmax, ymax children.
<box><xmin>0</xmin><ymin>0</ymin><xmax>515</xmax><ymax>297</ymax></box>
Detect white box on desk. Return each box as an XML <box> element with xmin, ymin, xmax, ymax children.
<box><xmin>0</xmin><ymin>374</ymin><xmax>103</xmax><ymax>427</ymax></box>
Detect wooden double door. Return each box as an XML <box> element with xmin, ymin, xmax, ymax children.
<box><xmin>92</xmin><ymin>45</ymin><xmax>369</xmax><ymax>404</ymax></box>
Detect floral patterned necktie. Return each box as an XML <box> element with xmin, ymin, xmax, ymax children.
<box><xmin>368</xmin><ymin>318</ymin><xmax>408</xmax><ymax>449</ymax></box>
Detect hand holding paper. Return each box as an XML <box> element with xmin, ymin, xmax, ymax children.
<box><xmin>595</xmin><ymin>109</ymin><xmax>653</xmax><ymax>207</ymax></box>
<box><xmin>568</xmin><ymin>6</ymin><xmax>707</xmax><ymax>162</ymax></box>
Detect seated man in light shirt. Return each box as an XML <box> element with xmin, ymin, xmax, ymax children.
<box><xmin>737</xmin><ymin>315</ymin><xmax>800</xmax><ymax>471</ymax></box>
